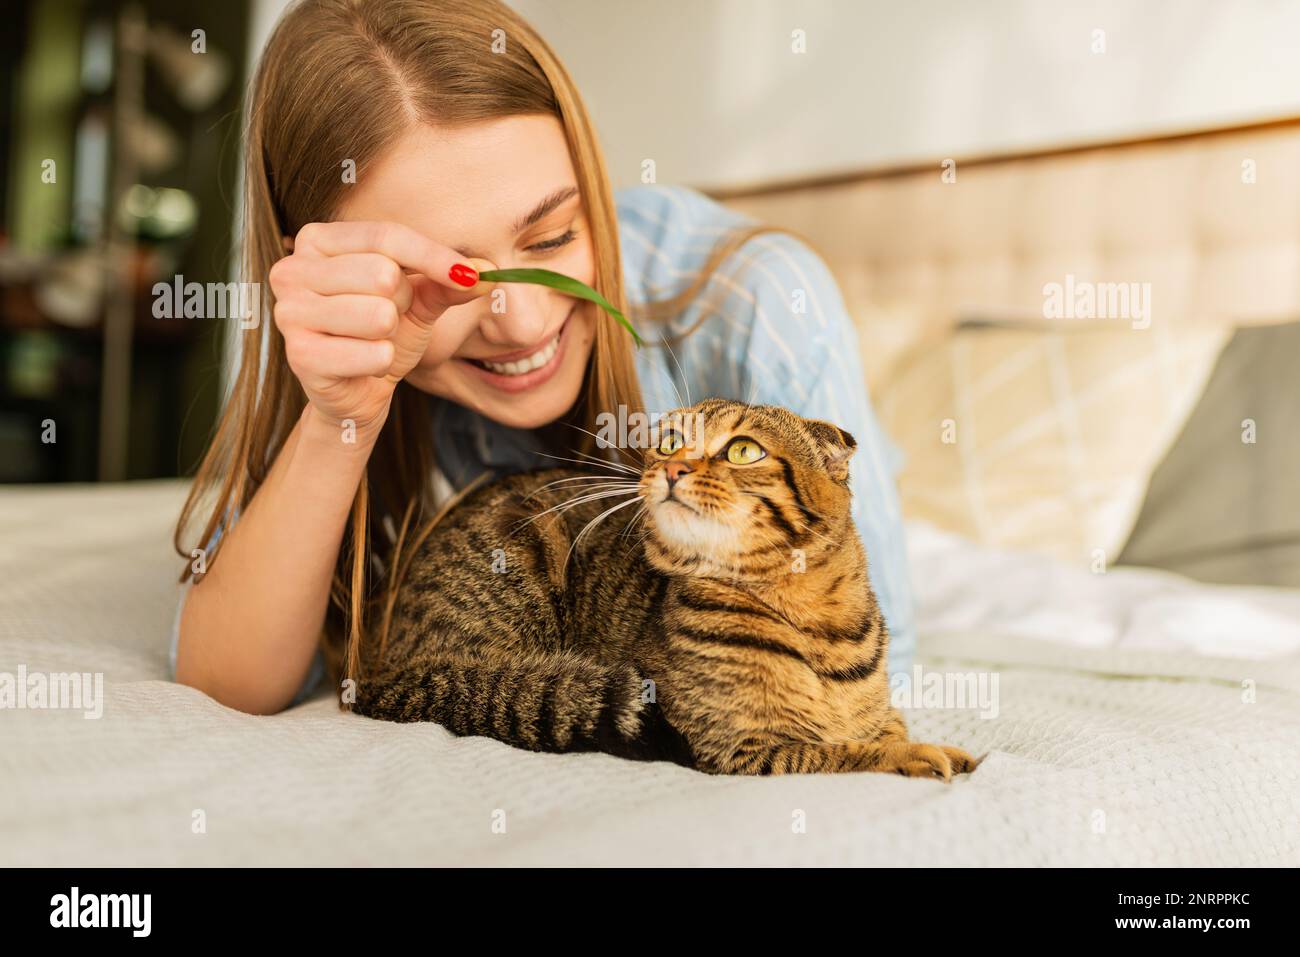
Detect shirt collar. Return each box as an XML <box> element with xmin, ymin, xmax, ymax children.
<box><xmin>432</xmin><ymin>396</ymin><xmax>550</xmax><ymax>480</ymax></box>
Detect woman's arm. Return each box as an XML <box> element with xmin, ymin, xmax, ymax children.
<box><xmin>175</xmin><ymin>403</ymin><xmax>380</xmax><ymax>714</ymax></box>
<box><xmin>175</xmin><ymin>221</ymin><xmax>492</xmax><ymax>714</ymax></box>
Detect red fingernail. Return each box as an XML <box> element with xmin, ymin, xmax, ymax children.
<box><xmin>449</xmin><ymin>263</ymin><xmax>478</xmax><ymax>287</ymax></box>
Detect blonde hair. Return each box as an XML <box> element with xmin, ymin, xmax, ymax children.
<box><xmin>175</xmin><ymin>0</ymin><xmax>797</xmax><ymax>695</ymax></box>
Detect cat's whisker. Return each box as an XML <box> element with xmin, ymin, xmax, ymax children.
<box><xmin>796</xmin><ymin>518</ymin><xmax>842</xmax><ymax>550</ymax></box>
<box><xmin>515</xmin><ymin>486</ymin><xmax>642</xmax><ymax>530</ymax></box>
<box><xmin>535</xmin><ymin>449</ymin><xmax>640</xmax><ymax>475</ymax></box>
<box><xmin>618</xmin><ymin>501</ymin><xmax>649</xmax><ymax>543</ymax></box>
<box><xmin>568</xmin><ymin>445</ymin><xmax>644</xmax><ymax>472</ymax></box>
<box><xmin>540</xmin><ymin>489</ymin><xmax>641</xmax><ymax>515</ymax></box>
<box><xmin>520</xmin><ymin>477</ymin><xmax>639</xmax><ymax>503</ymax></box>
<box><xmin>548</xmin><ymin>488</ymin><xmax>642</xmax><ymax>512</ymax></box>
<box><xmin>660</xmin><ymin>337</ymin><xmax>692</xmax><ymax>409</ymax></box>
<box><xmin>624</xmin><ymin>505</ymin><xmax>657</xmax><ymax>550</ymax></box>
<box><xmin>737</xmin><ymin>521</ymin><xmax>787</xmax><ymax>555</ymax></box>
<box><xmin>765</xmin><ymin>491</ymin><xmax>837</xmax><ymax>528</ymax></box>
<box><xmin>549</xmin><ymin>481</ymin><xmax>641</xmax><ymax>498</ymax></box>
<box><xmin>566</xmin><ymin>495</ymin><xmax>646</xmax><ymax>567</ymax></box>
<box><xmin>555</xmin><ymin>424</ymin><xmax>647</xmax><ymax>470</ymax></box>
<box><xmin>510</xmin><ymin>488</ymin><xmax>641</xmax><ymax>538</ymax></box>
<box><xmin>735</xmin><ymin>490</ymin><xmax>842</xmax><ymax>550</ymax></box>
<box><xmin>524</xmin><ymin>482</ymin><xmax>636</xmax><ymax>504</ymax></box>
<box><xmin>524</xmin><ymin>475</ymin><xmax>640</xmax><ymax>498</ymax></box>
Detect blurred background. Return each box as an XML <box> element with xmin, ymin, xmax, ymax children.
<box><xmin>4</xmin><ymin>0</ymin><xmax>1300</xmax><ymax>484</ymax></box>
<box><xmin>2</xmin><ymin>0</ymin><xmax>249</xmax><ymax>483</ymax></box>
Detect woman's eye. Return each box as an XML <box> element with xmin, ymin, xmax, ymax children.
<box><xmin>657</xmin><ymin>430</ymin><xmax>684</xmax><ymax>455</ymax></box>
<box><xmin>526</xmin><ymin>228</ymin><xmax>576</xmax><ymax>253</ymax></box>
<box><xmin>725</xmin><ymin>437</ymin><xmax>765</xmax><ymax>465</ymax></box>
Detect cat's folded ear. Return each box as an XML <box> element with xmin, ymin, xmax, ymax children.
<box><xmin>804</xmin><ymin>419</ymin><xmax>857</xmax><ymax>482</ymax></box>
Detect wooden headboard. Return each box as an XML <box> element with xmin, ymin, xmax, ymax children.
<box><xmin>710</xmin><ymin>118</ymin><xmax>1300</xmax><ymax>385</ymax></box>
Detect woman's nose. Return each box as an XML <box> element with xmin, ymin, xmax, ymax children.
<box><xmin>476</xmin><ymin>283</ymin><xmax>551</xmax><ymax>347</ymax></box>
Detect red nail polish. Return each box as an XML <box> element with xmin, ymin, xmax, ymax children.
<box><xmin>449</xmin><ymin>263</ymin><xmax>478</xmax><ymax>287</ymax></box>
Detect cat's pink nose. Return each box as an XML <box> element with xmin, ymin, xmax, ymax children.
<box><xmin>664</xmin><ymin>461</ymin><xmax>694</xmax><ymax>484</ymax></box>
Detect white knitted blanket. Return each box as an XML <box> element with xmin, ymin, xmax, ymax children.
<box><xmin>3</xmin><ymin>481</ymin><xmax>1298</xmax><ymax>866</ymax></box>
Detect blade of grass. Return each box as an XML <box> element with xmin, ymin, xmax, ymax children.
<box><xmin>477</xmin><ymin>268</ymin><xmax>644</xmax><ymax>347</ymax></box>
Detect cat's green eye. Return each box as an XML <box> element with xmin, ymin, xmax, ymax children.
<box><xmin>657</xmin><ymin>430</ymin><xmax>685</xmax><ymax>456</ymax></box>
<box><xmin>725</xmin><ymin>437</ymin><xmax>766</xmax><ymax>465</ymax></box>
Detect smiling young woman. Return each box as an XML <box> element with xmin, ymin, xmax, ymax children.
<box><xmin>171</xmin><ymin>0</ymin><xmax>915</xmax><ymax>716</ymax></box>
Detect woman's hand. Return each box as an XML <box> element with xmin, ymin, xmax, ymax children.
<box><xmin>269</xmin><ymin>221</ymin><xmax>494</xmax><ymax>435</ymax></box>
<box><xmin>180</xmin><ymin>225</ymin><xmax>491</xmax><ymax>714</ymax></box>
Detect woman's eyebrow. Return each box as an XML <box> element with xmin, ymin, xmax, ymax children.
<box><xmin>452</xmin><ymin>186</ymin><xmax>580</xmax><ymax>258</ymax></box>
<box><xmin>512</xmin><ymin>185</ymin><xmax>580</xmax><ymax>234</ymax></box>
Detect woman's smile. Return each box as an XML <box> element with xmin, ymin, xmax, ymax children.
<box><xmin>457</xmin><ymin>302</ymin><xmax>576</xmax><ymax>394</ymax></box>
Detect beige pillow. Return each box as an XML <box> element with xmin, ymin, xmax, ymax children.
<box><xmin>876</xmin><ymin>318</ymin><xmax>1230</xmax><ymax>566</ymax></box>
<box><xmin>839</xmin><ymin>288</ymin><xmax>948</xmax><ymax>391</ymax></box>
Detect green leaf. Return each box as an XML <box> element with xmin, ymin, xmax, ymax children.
<box><xmin>477</xmin><ymin>268</ymin><xmax>645</xmax><ymax>347</ymax></box>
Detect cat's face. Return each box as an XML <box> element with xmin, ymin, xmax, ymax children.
<box><xmin>638</xmin><ymin>399</ymin><xmax>858</xmax><ymax>578</ymax></box>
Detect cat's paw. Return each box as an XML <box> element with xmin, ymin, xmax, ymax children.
<box><xmin>939</xmin><ymin>744</ymin><xmax>980</xmax><ymax>776</ymax></box>
<box><xmin>874</xmin><ymin>741</ymin><xmax>978</xmax><ymax>781</ymax></box>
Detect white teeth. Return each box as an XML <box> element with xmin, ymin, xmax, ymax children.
<box><xmin>480</xmin><ymin>334</ymin><xmax>559</xmax><ymax>376</ymax></box>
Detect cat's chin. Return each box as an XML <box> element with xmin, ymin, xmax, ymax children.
<box><xmin>645</xmin><ymin>502</ymin><xmax>742</xmax><ymax>566</ymax></box>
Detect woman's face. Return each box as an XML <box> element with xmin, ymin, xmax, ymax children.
<box><xmin>337</xmin><ymin>114</ymin><xmax>597</xmax><ymax>430</ymax></box>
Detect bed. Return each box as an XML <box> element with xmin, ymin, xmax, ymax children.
<box><xmin>5</xmin><ymin>121</ymin><xmax>1300</xmax><ymax>866</ymax></box>
<box><xmin>3</xmin><ymin>479</ymin><xmax>1297</xmax><ymax>866</ymax></box>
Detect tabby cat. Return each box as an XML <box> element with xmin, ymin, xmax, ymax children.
<box><xmin>354</xmin><ymin>398</ymin><xmax>978</xmax><ymax>779</ymax></box>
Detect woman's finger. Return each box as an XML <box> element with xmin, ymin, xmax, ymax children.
<box><xmin>279</xmin><ymin>252</ymin><xmax>414</xmax><ymax>307</ymax></box>
<box><xmin>286</xmin><ymin>332</ymin><xmax>396</xmax><ymax>385</ymax></box>
<box><xmin>406</xmin><ymin>274</ymin><xmax>489</xmax><ymax>362</ymax></box>
<box><xmin>293</xmin><ymin>220</ymin><xmax>493</xmax><ymax>299</ymax></box>
<box><xmin>298</xmin><ymin>293</ymin><xmax>405</xmax><ymax>340</ymax></box>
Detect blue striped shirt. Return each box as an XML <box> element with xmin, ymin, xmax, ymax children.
<box><xmin>170</xmin><ymin>183</ymin><xmax>914</xmax><ymax>702</ymax></box>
